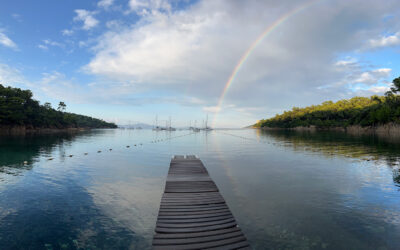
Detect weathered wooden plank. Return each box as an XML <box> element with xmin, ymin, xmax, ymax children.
<box><xmin>156</xmin><ymin>217</ymin><xmax>236</xmax><ymax>228</ymax></box>
<box><xmin>153</xmin><ymin>227</ymin><xmax>241</xmax><ymax>239</ymax></box>
<box><xmin>152</xmin><ymin>155</ymin><xmax>249</xmax><ymax>249</ymax></box>
<box><xmin>157</xmin><ymin>211</ymin><xmax>232</xmax><ymax>220</ymax></box>
<box><xmin>155</xmin><ymin>221</ymin><xmax>237</xmax><ymax>233</ymax></box>
<box><xmin>158</xmin><ymin>208</ymin><xmax>231</xmax><ymax>216</ymax></box>
<box><xmin>160</xmin><ymin>199</ymin><xmax>225</xmax><ymax>204</ymax></box>
<box><xmin>153</xmin><ymin>230</ymin><xmax>243</xmax><ymax>245</ymax></box>
<box><xmin>159</xmin><ymin>205</ymin><xmax>228</xmax><ymax>211</ymax></box>
<box><xmin>162</xmin><ymin>192</ymin><xmax>223</xmax><ymax>197</ymax></box>
<box><xmin>161</xmin><ymin>199</ymin><xmax>225</xmax><ymax>203</ymax></box>
<box><xmin>153</xmin><ymin>236</ymin><xmax>248</xmax><ymax>250</ymax></box>
<box><xmin>157</xmin><ymin>215</ymin><xmax>234</xmax><ymax>224</ymax></box>
<box><xmin>204</xmin><ymin>240</ymin><xmax>250</xmax><ymax>250</ymax></box>
<box><xmin>161</xmin><ymin>196</ymin><xmax>224</xmax><ymax>201</ymax></box>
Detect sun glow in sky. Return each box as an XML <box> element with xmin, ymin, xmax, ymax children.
<box><xmin>1</xmin><ymin>0</ymin><xmax>400</xmax><ymax>127</ymax></box>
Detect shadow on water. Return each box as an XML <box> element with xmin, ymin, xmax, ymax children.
<box><xmin>0</xmin><ymin>130</ymin><xmax>112</xmax><ymax>173</ymax></box>
<box><xmin>0</xmin><ymin>181</ymin><xmax>148</xmax><ymax>249</ymax></box>
<box><xmin>257</xmin><ymin>129</ymin><xmax>400</xmax><ymax>187</ymax></box>
<box><xmin>0</xmin><ymin>130</ymin><xmax>149</xmax><ymax>249</ymax></box>
<box><xmin>0</xmin><ymin>132</ymin><xmax>82</xmax><ymax>166</ymax></box>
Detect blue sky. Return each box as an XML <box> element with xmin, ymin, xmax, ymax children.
<box><xmin>0</xmin><ymin>0</ymin><xmax>400</xmax><ymax>127</ymax></box>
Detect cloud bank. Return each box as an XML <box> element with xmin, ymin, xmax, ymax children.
<box><xmin>3</xmin><ymin>0</ymin><xmax>400</xmax><ymax>127</ymax></box>
<box><xmin>83</xmin><ymin>0</ymin><xmax>400</xmax><ymax>125</ymax></box>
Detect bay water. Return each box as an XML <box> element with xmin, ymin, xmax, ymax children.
<box><xmin>0</xmin><ymin>129</ymin><xmax>399</xmax><ymax>249</ymax></box>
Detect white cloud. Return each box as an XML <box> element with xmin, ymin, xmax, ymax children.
<box><xmin>106</xmin><ymin>20</ymin><xmax>122</xmax><ymax>29</ymax></box>
<box><xmin>37</xmin><ymin>44</ymin><xmax>48</xmax><ymax>50</ymax></box>
<box><xmin>367</xmin><ymin>32</ymin><xmax>400</xmax><ymax>49</ymax></box>
<box><xmin>82</xmin><ymin>0</ymin><xmax>400</xmax><ymax>126</ymax></box>
<box><xmin>37</xmin><ymin>72</ymin><xmax>93</xmax><ymax>103</ymax></box>
<box><xmin>128</xmin><ymin>0</ymin><xmax>173</xmax><ymax>15</ymax></box>
<box><xmin>62</xmin><ymin>29</ymin><xmax>74</xmax><ymax>36</ymax></box>
<box><xmin>73</xmin><ymin>9</ymin><xmax>99</xmax><ymax>30</ymax></box>
<box><xmin>203</xmin><ymin>106</ymin><xmax>221</xmax><ymax>113</ymax></box>
<box><xmin>44</xmin><ymin>39</ymin><xmax>63</xmax><ymax>47</ymax></box>
<box><xmin>366</xmin><ymin>85</ymin><xmax>390</xmax><ymax>93</ymax></box>
<box><xmin>86</xmin><ymin>2</ymin><xmax>231</xmax><ymax>86</ymax></box>
<box><xmin>78</xmin><ymin>41</ymin><xmax>88</xmax><ymax>48</ymax></box>
<box><xmin>129</xmin><ymin>0</ymin><xmax>147</xmax><ymax>10</ymax></box>
<box><xmin>335</xmin><ymin>58</ymin><xmax>358</xmax><ymax>67</ymax></box>
<box><xmin>0</xmin><ymin>31</ymin><xmax>17</xmax><ymax>49</ymax></box>
<box><xmin>0</xmin><ymin>64</ymin><xmax>25</xmax><ymax>86</ymax></box>
<box><xmin>0</xmin><ymin>64</ymin><xmax>118</xmax><ymax>108</ymax></box>
<box><xmin>354</xmin><ymin>68</ymin><xmax>392</xmax><ymax>85</ymax></box>
<box><xmin>38</xmin><ymin>39</ymin><xmax>64</xmax><ymax>50</ymax></box>
<box><xmin>203</xmin><ymin>104</ymin><xmax>237</xmax><ymax>113</ymax></box>
<box><xmin>11</xmin><ymin>13</ymin><xmax>22</xmax><ymax>22</ymax></box>
<box><xmin>351</xmin><ymin>83</ymin><xmax>391</xmax><ymax>96</ymax></box>
<box><xmin>328</xmin><ymin>59</ymin><xmax>393</xmax><ymax>96</ymax></box>
<box><xmin>98</xmin><ymin>0</ymin><xmax>114</xmax><ymax>9</ymax></box>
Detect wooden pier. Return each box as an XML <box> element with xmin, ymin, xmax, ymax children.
<box><xmin>152</xmin><ymin>155</ymin><xmax>250</xmax><ymax>249</ymax></box>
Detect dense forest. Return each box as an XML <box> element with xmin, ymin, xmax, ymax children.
<box><xmin>255</xmin><ymin>77</ymin><xmax>400</xmax><ymax>128</ymax></box>
<box><xmin>0</xmin><ymin>84</ymin><xmax>117</xmax><ymax>129</ymax></box>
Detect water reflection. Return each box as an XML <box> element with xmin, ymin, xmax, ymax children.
<box><xmin>0</xmin><ymin>131</ymin><xmax>87</xmax><ymax>167</ymax></box>
<box><xmin>0</xmin><ymin>178</ymin><xmax>147</xmax><ymax>249</ymax></box>
<box><xmin>211</xmin><ymin>129</ymin><xmax>400</xmax><ymax>249</ymax></box>
<box><xmin>0</xmin><ymin>129</ymin><xmax>399</xmax><ymax>249</ymax></box>
<box><xmin>257</xmin><ymin>129</ymin><xmax>400</xmax><ymax>186</ymax></box>
<box><xmin>0</xmin><ymin>130</ymin><xmax>151</xmax><ymax>249</ymax></box>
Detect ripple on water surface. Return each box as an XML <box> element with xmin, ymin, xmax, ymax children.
<box><xmin>0</xmin><ymin>129</ymin><xmax>399</xmax><ymax>249</ymax></box>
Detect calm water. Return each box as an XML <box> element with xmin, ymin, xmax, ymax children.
<box><xmin>0</xmin><ymin>129</ymin><xmax>400</xmax><ymax>249</ymax></box>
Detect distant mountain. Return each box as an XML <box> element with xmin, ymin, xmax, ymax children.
<box><xmin>118</xmin><ymin>123</ymin><xmax>153</xmax><ymax>129</ymax></box>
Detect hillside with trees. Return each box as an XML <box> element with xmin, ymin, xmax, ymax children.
<box><xmin>254</xmin><ymin>77</ymin><xmax>400</xmax><ymax>129</ymax></box>
<box><xmin>0</xmin><ymin>84</ymin><xmax>117</xmax><ymax>129</ymax></box>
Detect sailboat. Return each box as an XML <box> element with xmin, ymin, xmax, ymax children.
<box><xmin>166</xmin><ymin>116</ymin><xmax>176</xmax><ymax>131</ymax></box>
<box><xmin>152</xmin><ymin>115</ymin><xmax>163</xmax><ymax>131</ymax></box>
<box><xmin>193</xmin><ymin>120</ymin><xmax>200</xmax><ymax>132</ymax></box>
<box><xmin>202</xmin><ymin>114</ymin><xmax>213</xmax><ymax>131</ymax></box>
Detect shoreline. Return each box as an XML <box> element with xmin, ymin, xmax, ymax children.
<box><xmin>258</xmin><ymin>123</ymin><xmax>400</xmax><ymax>139</ymax></box>
<box><xmin>0</xmin><ymin>126</ymin><xmax>112</xmax><ymax>135</ymax></box>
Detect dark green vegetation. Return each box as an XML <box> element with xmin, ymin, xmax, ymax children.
<box><xmin>0</xmin><ymin>84</ymin><xmax>117</xmax><ymax>129</ymax></box>
<box><xmin>255</xmin><ymin>77</ymin><xmax>400</xmax><ymax>128</ymax></box>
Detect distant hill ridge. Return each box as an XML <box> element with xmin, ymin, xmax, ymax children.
<box><xmin>0</xmin><ymin>84</ymin><xmax>117</xmax><ymax>131</ymax></box>
<box><xmin>119</xmin><ymin>123</ymin><xmax>153</xmax><ymax>129</ymax></box>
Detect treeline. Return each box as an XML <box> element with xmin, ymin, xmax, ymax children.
<box><xmin>0</xmin><ymin>84</ymin><xmax>117</xmax><ymax>129</ymax></box>
<box><xmin>255</xmin><ymin>77</ymin><xmax>400</xmax><ymax>128</ymax></box>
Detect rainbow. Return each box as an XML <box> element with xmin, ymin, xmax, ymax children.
<box><xmin>212</xmin><ymin>0</ymin><xmax>324</xmax><ymax>127</ymax></box>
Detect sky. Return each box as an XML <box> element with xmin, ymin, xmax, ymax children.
<box><xmin>0</xmin><ymin>0</ymin><xmax>400</xmax><ymax>128</ymax></box>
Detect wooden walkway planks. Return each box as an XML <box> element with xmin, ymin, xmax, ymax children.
<box><xmin>153</xmin><ymin>155</ymin><xmax>250</xmax><ymax>250</ymax></box>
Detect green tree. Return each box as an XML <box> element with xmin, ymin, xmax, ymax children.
<box><xmin>44</xmin><ymin>102</ymin><xmax>52</xmax><ymax>109</ymax></box>
<box><xmin>0</xmin><ymin>84</ymin><xmax>117</xmax><ymax>129</ymax></box>
<box><xmin>390</xmin><ymin>77</ymin><xmax>400</xmax><ymax>94</ymax></box>
<box><xmin>254</xmin><ymin>77</ymin><xmax>400</xmax><ymax>129</ymax></box>
<box><xmin>57</xmin><ymin>101</ymin><xmax>66</xmax><ymax>112</ymax></box>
